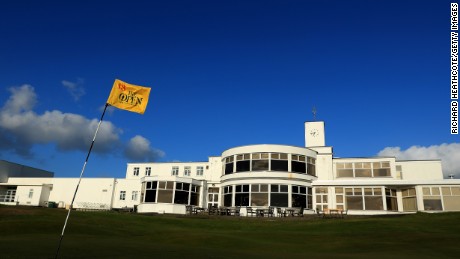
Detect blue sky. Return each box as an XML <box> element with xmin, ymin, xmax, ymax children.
<box><xmin>1</xmin><ymin>0</ymin><xmax>459</xmax><ymax>179</ymax></box>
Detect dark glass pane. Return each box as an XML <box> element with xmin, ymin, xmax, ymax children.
<box><xmin>270</xmin><ymin>193</ymin><xmax>288</xmax><ymax>207</ymax></box>
<box><xmin>292</xmin><ymin>185</ymin><xmax>299</xmax><ymax>193</ymax></box>
<box><xmin>224</xmin><ymin>194</ymin><xmax>232</xmax><ymax>207</ymax></box>
<box><xmin>271</xmin><ymin>160</ymin><xmax>288</xmax><ymax>171</ymax></box>
<box><xmin>146</xmin><ymin>182</ymin><xmax>152</xmax><ymax>189</ymax></box>
<box><xmin>300</xmin><ymin>186</ymin><xmax>306</xmax><ymax>194</ymax></box>
<box><xmin>175</xmin><ymin>182</ymin><xmax>182</xmax><ymax>189</ymax></box>
<box><xmin>236</xmin><ymin>160</ymin><xmax>250</xmax><ymax>172</ymax></box>
<box><xmin>183</xmin><ymin>183</ymin><xmax>190</xmax><ymax>191</ymax></box>
<box><xmin>151</xmin><ymin>181</ymin><xmax>157</xmax><ymax>189</ymax></box>
<box><xmin>236</xmin><ymin>185</ymin><xmax>242</xmax><ymax>192</ymax></box>
<box><xmin>292</xmin><ymin>194</ymin><xmax>306</xmax><ymax>208</ymax></box>
<box><xmin>243</xmin><ymin>185</ymin><xmax>249</xmax><ymax>192</ymax></box>
<box><xmin>190</xmin><ymin>192</ymin><xmax>199</xmax><ymax>206</ymax></box>
<box><xmin>291</xmin><ymin>161</ymin><xmax>306</xmax><ymax>174</ymax></box>
<box><xmin>174</xmin><ymin>190</ymin><xmax>189</xmax><ymax>204</ymax></box>
<box><xmin>235</xmin><ymin>193</ymin><xmax>250</xmax><ymax>206</ymax></box>
<box><xmin>225</xmin><ymin>163</ymin><xmax>233</xmax><ymax>174</ymax></box>
<box><xmin>280</xmin><ymin>185</ymin><xmax>288</xmax><ymax>192</ymax></box>
<box><xmin>145</xmin><ymin>190</ymin><xmax>156</xmax><ymax>202</ymax></box>
<box><xmin>271</xmin><ymin>185</ymin><xmax>279</xmax><ymax>192</ymax></box>
<box><xmin>252</xmin><ymin>160</ymin><xmax>269</xmax><ymax>171</ymax></box>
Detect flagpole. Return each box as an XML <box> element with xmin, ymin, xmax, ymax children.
<box><xmin>54</xmin><ymin>103</ymin><xmax>110</xmax><ymax>259</ymax></box>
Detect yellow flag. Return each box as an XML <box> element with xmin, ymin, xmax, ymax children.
<box><xmin>107</xmin><ymin>79</ymin><xmax>151</xmax><ymax>114</ymax></box>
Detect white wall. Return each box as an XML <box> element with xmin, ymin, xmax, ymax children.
<box><xmin>111</xmin><ymin>179</ymin><xmax>142</xmax><ymax>209</ymax></box>
<box><xmin>397</xmin><ymin>160</ymin><xmax>443</xmax><ymax>180</ymax></box>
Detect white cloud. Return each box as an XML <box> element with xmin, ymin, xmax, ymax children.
<box><xmin>0</xmin><ymin>84</ymin><xmax>164</xmax><ymax>161</ymax></box>
<box><xmin>62</xmin><ymin>79</ymin><xmax>86</xmax><ymax>101</ymax></box>
<box><xmin>377</xmin><ymin>143</ymin><xmax>460</xmax><ymax>179</ymax></box>
<box><xmin>124</xmin><ymin>135</ymin><xmax>165</xmax><ymax>161</ymax></box>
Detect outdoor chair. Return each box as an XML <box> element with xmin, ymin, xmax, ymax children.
<box><xmin>292</xmin><ymin>207</ymin><xmax>303</xmax><ymax>217</ymax></box>
<box><xmin>185</xmin><ymin>205</ymin><xmax>193</xmax><ymax>215</ymax></box>
<box><xmin>276</xmin><ymin>207</ymin><xmax>286</xmax><ymax>217</ymax></box>
<box><xmin>246</xmin><ymin>207</ymin><xmax>257</xmax><ymax>217</ymax></box>
<box><xmin>232</xmin><ymin>206</ymin><xmax>241</xmax><ymax>216</ymax></box>
<box><xmin>293</xmin><ymin>207</ymin><xmax>304</xmax><ymax>217</ymax></box>
<box><xmin>208</xmin><ymin>204</ymin><xmax>218</xmax><ymax>215</ymax></box>
<box><xmin>267</xmin><ymin>206</ymin><xmax>275</xmax><ymax>217</ymax></box>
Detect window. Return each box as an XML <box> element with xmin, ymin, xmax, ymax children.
<box><xmin>251</xmin><ymin>184</ymin><xmax>269</xmax><ymax>206</ymax></box>
<box><xmin>174</xmin><ymin>182</ymin><xmax>190</xmax><ymax>204</ymax></box>
<box><xmin>270</xmin><ymin>184</ymin><xmax>289</xmax><ymax>207</ymax></box>
<box><xmin>157</xmin><ymin>181</ymin><xmax>174</xmax><ymax>203</ymax></box>
<box><xmin>336</xmin><ymin>161</ymin><xmax>391</xmax><ymax>178</ymax></box>
<box><xmin>344</xmin><ymin>187</ymin><xmax>383</xmax><ymax>210</ymax></box>
<box><xmin>373</xmin><ymin>162</ymin><xmax>391</xmax><ymax>177</ymax></box>
<box><xmin>235</xmin><ymin>184</ymin><xmax>250</xmax><ymax>206</ymax></box>
<box><xmin>252</xmin><ymin>153</ymin><xmax>269</xmax><ymax>171</ymax></box>
<box><xmin>144</xmin><ymin>181</ymin><xmax>157</xmax><ymax>202</ymax></box>
<box><xmin>442</xmin><ymin>186</ymin><xmax>460</xmax><ymax>211</ymax></box>
<box><xmin>28</xmin><ymin>189</ymin><xmax>34</xmax><ymax>199</ymax></box>
<box><xmin>236</xmin><ymin>154</ymin><xmax>251</xmax><ymax>172</ymax></box>
<box><xmin>184</xmin><ymin>166</ymin><xmax>191</xmax><ymax>176</ymax></box>
<box><xmin>307</xmin><ymin>157</ymin><xmax>316</xmax><ymax>176</ymax></box>
<box><xmin>190</xmin><ymin>185</ymin><xmax>200</xmax><ymax>206</ymax></box>
<box><xmin>271</xmin><ymin>153</ymin><xmax>288</xmax><ymax>172</ymax></box>
<box><xmin>336</xmin><ymin>163</ymin><xmax>353</xmax><ymax>177</ymax></box>
<box><xmin>401</xmin><ymin>188</ymin><xmax>417</xmax><ymax>211</ymax></box>
<box><xmin>315</xmin><ymin>187</ymin><xmax>328</xmax><ymax>210</ymax></box>
<box><xmin>132</xmin><ymin>191</ymin><xmax>138</xmax><ymax>201</ymax></box>
<box><xmin>291</xmin><ymin>155</ymin><xmax>306</xmax><ymax>174</ymax></box>
<box><xmin>119</xmin><ymin>191</ymin><xmax>126</xmax><ymax>200</ymax></box>
<box><xmin>133</xmin><ymin>167</ymin><xmax>139</xmax><ymax>176</ymax></box>
<box><xmin>385</xmin><ymin>188</ymin><xmax>398</xmax><ymax>211</ymax></box>
<box><xmin>208</xmin><ymin>187</ymin><xmax>219</xmax><ymax>208</ymax></box>
<box><xmin>292</xmin><ymin>185</ymin><xmax>308</xmax><ymax>208</ymax></box>
<box><xmin>423</xmin><ymin>187</ymin><xmax>442</xmax><ymax>211</ymax></box>
<box><xmin>335</xmin><ymin>187</ymin><xmax>345</xmax><ymax>210</ymax></box>
<box><xmin>145</xmin><ymin>167</ymin><xmax>151</xmax><ymax>176</ymax></box>
<box><xmin>223</xmin><ymin>186</ymin><xmax>233</xmax><ymax>207</ymax></box>
<box><xmin>196</xmin><ymin>166</ymin><xmax>204</xmax><ymax>176</ymax></box>
<box><xmin>224</xmin><ymin>156</ymin><xmax>234</xmax><ymax>175</ymax></box>
<box><xmin>171</xmin><ymin>166</ymin><xmax>179</xmax><ymax>176</ymax></box>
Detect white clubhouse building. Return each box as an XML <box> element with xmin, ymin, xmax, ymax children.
<box><xmin>1</xmin><ymin>121</ymin><xmax>460</xmax><ymax>215</ymax></box>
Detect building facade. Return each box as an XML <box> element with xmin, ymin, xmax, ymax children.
<box><xmin>2</xmin><ymin>121</ymin><xmax>460</xmax><ymax>215</ymax></box>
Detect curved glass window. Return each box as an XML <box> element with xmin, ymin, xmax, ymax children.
<box><xmin>223</xmin><ymin>152</ymin><xmax>315</xmax><ymax>175</ymax></box>
<box><xmin>224</xmin><ymin>156</ymin><xmax>234</xmax><ymax>175</ymax></box>
<box><xmin>236</xmin><ymin>154</ymin><xmax>250</xmax><ymax>172</ymax></box>
<box><xmin>271</xmin><ymin>153</ymin><xmax>288</xmax><ymax>171</ymax></box>
<box><xmin>251</xmin><ymin>184</ymin><xmax>269</xmax><ymax>206</ymax></box>
<box><xmin>251</xmin><ymin>153</ymin><xmax>269</xmax><ymax>171</ymax></box>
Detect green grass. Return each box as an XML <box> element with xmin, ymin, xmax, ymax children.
<box><xmin>1</xmin><ymin>206</ymin><xmax>460</xmax><ymax>258</ymax></box>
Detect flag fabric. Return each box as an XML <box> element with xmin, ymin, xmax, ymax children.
<box><xmin>107</xmin><ymin>79</ymin><xmax>151</xmax><ymax>114</ymax></box>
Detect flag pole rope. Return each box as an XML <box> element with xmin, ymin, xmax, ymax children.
<box><xmin>54</xmin><ymin>103</ymin><xmax>110</xmax><ymax>259</ymax></box>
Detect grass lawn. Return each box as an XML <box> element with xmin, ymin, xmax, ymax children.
<box><xmin>1</xmin><ymin>205</ymin><xmax>460</xmax><ymax>258</ymax></box>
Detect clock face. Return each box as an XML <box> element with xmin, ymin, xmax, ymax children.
<box><xmin>310</xmin><ymin>129</ymin><xmax>319</xmax><ymax>137</ymax></box>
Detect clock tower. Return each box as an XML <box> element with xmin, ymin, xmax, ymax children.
<box><xmin>305</xmin><ymin>121</ymin><xmax>325</xmax><ymax>147</ymax></box>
